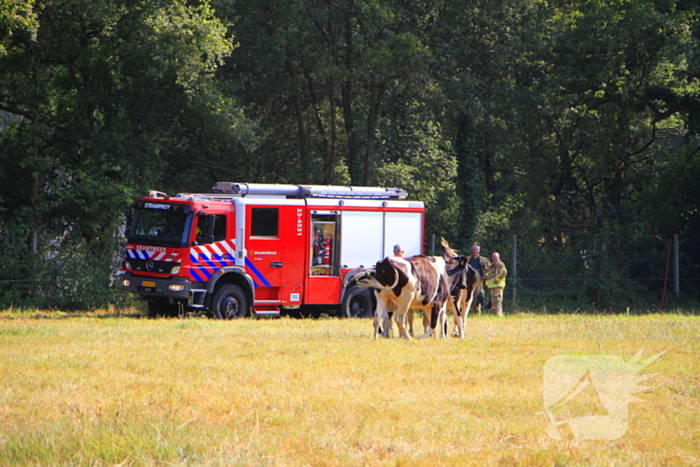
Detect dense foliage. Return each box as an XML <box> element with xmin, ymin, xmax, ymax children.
<box><xmin>1</xmin><ymin>0</ymin><xmax>698</xmax><ymax>310</ymax></box>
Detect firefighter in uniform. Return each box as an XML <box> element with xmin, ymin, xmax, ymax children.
<box><xmin>482</xmin><ymin>252</ymin><xmax>507</xmax><ymax>317</ymax></box>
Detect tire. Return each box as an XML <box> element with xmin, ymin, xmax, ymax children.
<box><xmin>340</xmin><ymin>286</ymin><xmax>375</xmax><ymax>318</ymax></box>
<box><xmin>212</xmin><ymin>284</ymin><xmax>248</xmax><ymax>319</ymax></box>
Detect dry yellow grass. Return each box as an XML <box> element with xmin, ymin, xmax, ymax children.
<box><xmin>0</xmin><ymin>310</ymin><xmax>698</xmax><ymax>466</ymax></box>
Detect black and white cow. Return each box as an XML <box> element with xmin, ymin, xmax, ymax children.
<box><xmin>360</xmin><ymin>255</ymin><xmax>451</xmax><ymax>339</ymax></box>
<box><xmin>442</xmin><ymin>239</ymin><xmax>482</xmax><ymax>339</ymax></box>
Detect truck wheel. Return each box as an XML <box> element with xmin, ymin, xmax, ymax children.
<box><xmin>212</xmin><ymin>284</ymin><xmax>248</xmax><ymax>319</ymax></box>
<box><xmin>340</xmin><ymin>286</ymin><xmax>374</xmax><ymax>318</ymax></box>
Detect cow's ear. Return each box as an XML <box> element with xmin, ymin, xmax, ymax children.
<box><xmin>460</xmin><ymin>257</ymin><xmax>467</xmax><ymax>267</ymax></box>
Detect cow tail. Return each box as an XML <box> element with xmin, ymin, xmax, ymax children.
<box><xmin>357</xmin><ymin>276</ymin><xmax>396</xmax><ymax>291</ymax></box>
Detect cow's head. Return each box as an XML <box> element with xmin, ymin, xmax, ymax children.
<box><xmin>446</xmin><ymin>256</ymin><xmax>470</xmax><ymax>291</ymax></box>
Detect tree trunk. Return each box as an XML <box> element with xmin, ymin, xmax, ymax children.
<box><xmin>341</xmin><ymin>0</ymin><xmax>361</xmax><ymax>184</ymax></box>
<box><xmin>326</xmin><ymin>74</ymin><xmax>338</xmax><ymax>184</ymax></box>
<box><xmin>363</xmin><ymin>76</ymin><xmax>386</xmax><ymax>186</ymax></box>
<box><xmin>292</xmin><ymin>89</ymin><xmax>310</xmax><ymax>183</ymax></box>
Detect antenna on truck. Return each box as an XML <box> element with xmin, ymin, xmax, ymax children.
<box><xmin>212</xmin><ymin>182</ymin><xmax>408</xmax><ymax>200</ymax></box>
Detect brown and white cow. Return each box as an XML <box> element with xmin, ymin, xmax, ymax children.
<box><xmin>360</xmin><ymin>255</ymin><xmax>451</xmax><ymax>340</ymax></box>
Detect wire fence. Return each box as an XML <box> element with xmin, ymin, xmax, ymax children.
<box><xmin>1</xmin><ymin>275</ymin><xmax>698</xmax><ymax>313</ymax></box>
<box><xmin>2</xmin><ymin>232</ymin><xmax>699</xmax><ymax>312</ymax></box>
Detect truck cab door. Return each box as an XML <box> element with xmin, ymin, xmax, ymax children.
<box><xmin>243</xmin><ymin>204</ymin><xmax>305</xmax><ymax>307</ymax></box>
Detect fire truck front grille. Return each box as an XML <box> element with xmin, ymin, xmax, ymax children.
<box><xmin>129</xmin><ymin>258</ymin><xmax>180</xmax><ymax>275</ymax></box>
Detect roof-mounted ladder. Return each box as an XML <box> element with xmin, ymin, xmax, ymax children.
<box><xmin>211</xmin><ymin>182</ymin><xmax>409</xmax><ymax>200</ymax></box>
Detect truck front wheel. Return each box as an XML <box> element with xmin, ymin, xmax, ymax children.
<box><xmin>212</xmin><ymin>284</ymin><xmax>248</xmax><ymax>319</ymax></box>
<box><xmin>340</xmin><ymin>286</ymin><xmax>375</xmax><ymax>318</ymax></box>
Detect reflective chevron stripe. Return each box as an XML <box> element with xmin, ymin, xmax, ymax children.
<box><xmin>188</xmin><ymin>239</ymin><xmax>237</xmax><ymax>281</ymax></box>
<box><xmin>125</xmin><ymin>246</ymin><xmax>179</xmax><ymax>262</ymax></box>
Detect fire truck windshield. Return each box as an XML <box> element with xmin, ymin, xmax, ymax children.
<box><xmin>127</xmin><ymin>202</ymin><xmax>193</xmax><ymax>248</ymax></box>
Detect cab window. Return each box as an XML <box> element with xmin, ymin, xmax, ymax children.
<box><xmin>251</xmin><ymin>208</ymin><xmax>278</xmax><ymax>237</ymax></box>
<box><xmin>213</xmin><ymin>215</ymin><xmax>227</xmax><ymax>241</ymax></box>
<box><xmin>195</xmin><ymin>214</ymin><xmax>227</xmax><ymax>243</ymax></box>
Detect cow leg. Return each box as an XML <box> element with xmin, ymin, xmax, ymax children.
<box><xmin>416</xmin><ymin>305</ymin><xmax>446</xmax><ymax>339</ymax></box>
<box><xmin>419</xmin><ymin>304</ymin><xmax>444</xmax><ymax>339</ymax></box>
<box><xmin>453</xmin><ymin>290</ymin><xmax>467</xmax><ymax>339</ymax></box>
<box><xmin>431</xmin><ymin>302</ymin><xmax>441</xmax><ymax>339</ymax></box>
<box><xmin>453</xmin><ymin>297</ymin><xmax>464</xmax><ymax>338</ymax></box>
<box><xmin>454</xmin><ymin>313</ymin><xmax>467</xmax><ymax>338</ymax></box>
<box><xmin>434</xmin><ymin>303</ymin><xmax>450</xmax><ymax>339</ymax></box>
<box><xmin>407</xmin><ymin>309</ymin><xmax>415</xmax><ymax>337</ymax></box>
<box><xmin>394</xmin><ymin>309</ymin><xmax>412</xmax><ymax>339</ymax></box>
<box><xmin>393</xmin><ymin>297</ymin><xmax>413</xmax><ymax>340</ymax></box>
<box><xmin>422</xmin><ymin>310</ymin><xmax>430</xmax><ymax>335</ymax></box>
<box><xmin>372</xmin><ymin>306</ymin><xmax>383</xmax><ymax>339</ymax></box>
<box><xmin>448</xmin><ymin>291</ymin><xmax>462</xmax><ymax>338</ymax></box>
<box><xmin>437</xmin><ymin>304</ymin><xmax>448</xmax><ymax>339</ymax></box>
<box><xmin>459</xmin><ymin>289</ymin><xmax>474</xmax><ymax>339</ymax></box>
<box><xmin>382</xmin><ymin>298</ymin><xmax>399</xmax><ymax>338</ymax></box>
<box><xmin>382</xmin><ymin>311</ymin><xmax>393</xmax><ymax>338</ymax></box>
<box><xmin>373</xmin><ymin>290</ymin><xmax>391</xmax><ymax>339</ymax></box>
<box><xmin>418</xmin><ymin>307</ymin><xmax>433</xmax><ymax>339</ymax></box>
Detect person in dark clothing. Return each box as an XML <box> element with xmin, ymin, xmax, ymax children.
<box><xmin>468</xmin><ymin>244</ymin><xmax>490</xmax><ymax>314</ymax></box>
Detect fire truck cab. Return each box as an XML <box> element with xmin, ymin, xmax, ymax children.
<box><xmin>121</xmin><ymin>182</ymin><xmax>424</xmax><ymax>318</ymax></box>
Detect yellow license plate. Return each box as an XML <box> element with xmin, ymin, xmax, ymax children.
<box><xmin>142</xmin><ymin>281</ymin><xmax>156</xmax><ymax>287</ymax></box>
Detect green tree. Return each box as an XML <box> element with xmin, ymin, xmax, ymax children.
<box><xmin>0</xmin><ymin>0</ymin><xmax>241</xmax><ymax>308</ymax></box>
<box><xmin>431</xmin><ymin>0</ymin><xmax>700</xmax><ymax>307</ymax></box>
<box><xmin>217</xmin><ymin>0</ymin><xmax>434</xmax><ymax>185</ymax></box>
<box><xmin>0</xmin><ymin>0</ymin><xmax>37</xmax><ymax>56</ymax></box>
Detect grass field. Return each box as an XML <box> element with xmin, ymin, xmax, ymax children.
<box><xmin>0</xmin><ymin>309</ymin><xmax>698</xmax><ymax>466</ymax></box>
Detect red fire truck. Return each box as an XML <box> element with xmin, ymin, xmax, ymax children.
<box><xmin>121</xmin><ymin>182</ymin><xmax>425</xmax><ymax>318</ymax></box>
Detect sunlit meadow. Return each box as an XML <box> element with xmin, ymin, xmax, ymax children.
<box><xmin>0</xmin><ymin>308</ymin><xmax>697</xmax><ymax>466</ymax></box>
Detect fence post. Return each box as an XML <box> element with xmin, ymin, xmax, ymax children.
<box><xmin>511</xmin><ymin>234</ymin><xmax>517</xmax><ymax>307</ymax></box>
<box><xmin>674</xmin><ymin>233</ymin><xmax>680</xmax><ymax>298</ymax></box>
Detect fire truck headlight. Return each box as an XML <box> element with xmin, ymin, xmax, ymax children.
<box><xmin>169</xmin><ymin>284</ymin><xmax>185</xmax><ymax>292</ymax></box>
<box><xmin>122</xmin><ymin>279</ymin><xmax>131</xmax><ymax>287</ymax></box>
<box><xmin>170</xmin><ymin>265</ymin><xmax>181</xmax><ymax>275</ymax></box>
